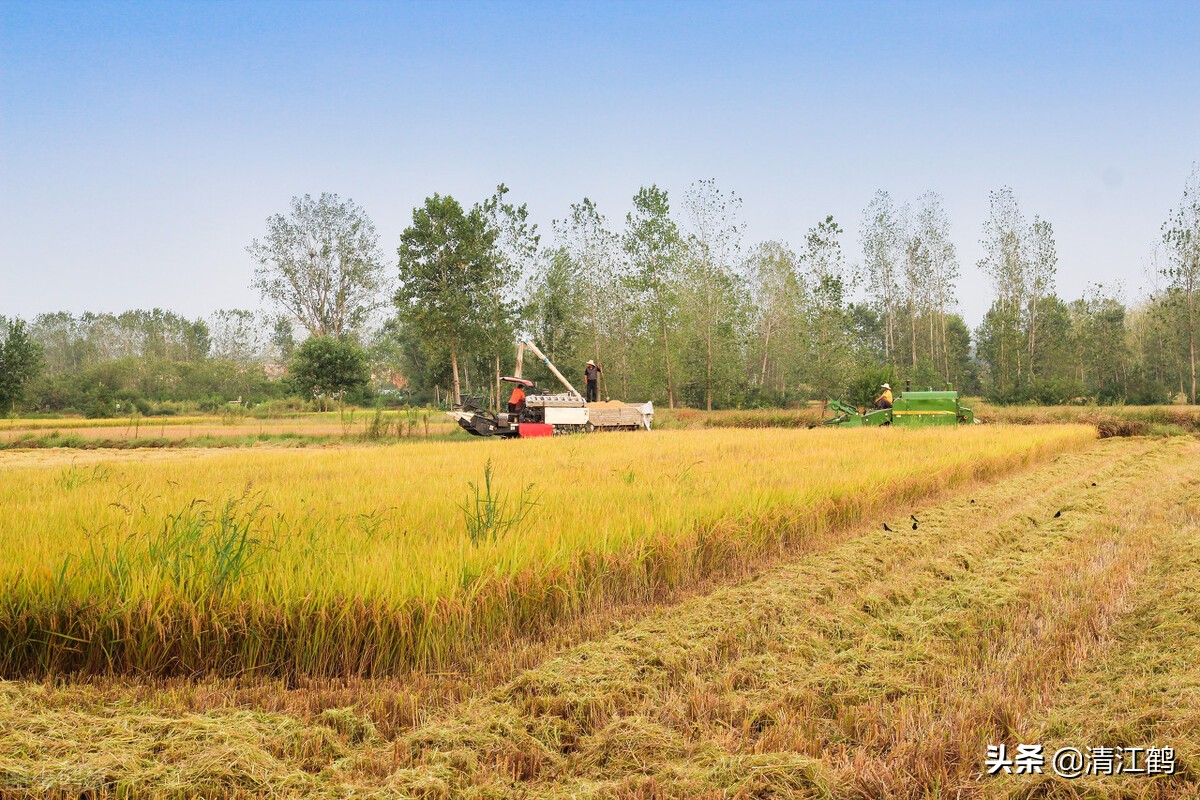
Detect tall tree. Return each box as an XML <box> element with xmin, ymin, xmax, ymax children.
<box><xmin>977</xmin><ymin>187</ymin><xmax>1031</xmax><ymax>395</ymax></box>
<box><xmin>679</xmin><ymin>179</ymin><xmax>746</xmax><ymax>410</ymax></box>
<box><xmin>802</xmin><ymin>216</ymin><xmax>854</xmax><ymax>401</ymax></box>
<box><xmin>624</xmin><ymin>185</ymin><xmax>681</xmax><ymax>408</ymax></box>
<box><xmin>248</xmin><ymin>193</ymin><xmax>386</xmax><ymax>339</ymax></box>
<box><xmin>747</xmin><ymin>240</ymin><xmax>807</xmax><ymax>395</ymax></box>
<box><xmin>901</xmin><ymin>203</ymin><xmax>933</xmax><ymax>370</ymax></box>
<box><xmin>395</xmin><ymin>189</ymin><xmax>528</xmax><ymax>404</ymax></box>
<box><xmin>1027</xmin><ymin>216</ymin><xmax>1058</xmax><ymax>378</ymax></box>
<box><xmin>1161</xmin><ymin>165</ymin><xmax>1200</xmax><ymax>403</ymax></box>
<box><xmin>479</xmin><ymin>185</ymin><xmax>540</xmax><ymax>408</ymax></box>
<box><xmin>207</xmin><ymin>310</ymin><xmax>268</xmax><ymax>364</ymax></box>
<box><xmin>913</xmin><ymin>193</ymin><xmax>960</xmax><ymax>382</ymax></box>
<box><xmin>861</xmin><ymin>191</ymin><xmax>903</xmax><ymax>366</ymax></box>
<box><xmin>523</xmin><ymin>247</ymin><xmax>585</xmax><ymax>373</ymax></box>
<box><xmin>554</xmin><ymin>199</ymin><xmax>621</xmax><ymax>368</ymax></box>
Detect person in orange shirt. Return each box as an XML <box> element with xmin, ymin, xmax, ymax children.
<box><xmin>874</xmin><ymin>383</ymin><xmax>893</xmax><ymax>410</ymax></box>
<box><xmin>507</xmin><ymin>383</ymin><xmax>526</xmax><ymax>415</ymax></box>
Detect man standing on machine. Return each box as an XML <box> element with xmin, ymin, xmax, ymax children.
<box><xmin>584</xmin><ymin>360</ymin><xmax>602</xmax><ymax>402</ymax></box>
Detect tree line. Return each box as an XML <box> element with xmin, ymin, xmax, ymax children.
<box><xmin>2</xmin><ymin>165</ymin><xmax>1197</xmax><ymax>415</ymax></box>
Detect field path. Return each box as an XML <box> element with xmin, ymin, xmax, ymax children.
<box><xmin>376</xmin><ymin>436</ymin><xmax>1199</xmax><ymax>799</ymax></box>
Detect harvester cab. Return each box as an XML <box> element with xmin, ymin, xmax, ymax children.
<box><xmin>822</xmin><ymin>382</ymin><xmax>975</xmax><ymax>427</ymax></box>
<box><xmin>447</xmin><ymin>339</ymin><xmax>654</xmax><ymax>438</ymax></box>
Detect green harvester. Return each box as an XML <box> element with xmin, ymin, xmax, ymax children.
<box><xmin>823</xmin><ymin>383</ymin><xmax>976</xmax><ymax>427</ymax></box>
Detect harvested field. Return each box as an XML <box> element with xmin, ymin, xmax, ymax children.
<box><xmin>1</xmin><ymin>435</ymin><xmax>1195</xmax><ymax>798</ymax></box>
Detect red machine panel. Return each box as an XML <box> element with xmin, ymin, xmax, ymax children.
<box><xmin>518</xmin><ymin>423</ymin><xmax>554</xmax><ymax>438</ymax></box>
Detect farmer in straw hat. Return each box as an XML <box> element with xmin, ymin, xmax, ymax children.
<box><xmin>584</xmin><ymin>360</ymin><xmax>603</xmax><ymax>403</ymax></box>
<box><xmin>873</xmin><ymin>383</ymin><xmax>893</xmax><ymax>410</ymax></box>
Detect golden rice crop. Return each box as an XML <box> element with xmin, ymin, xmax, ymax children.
<box><xmin>1</xmin><ymin>410</ymin><xmax>448</xmax><ymax>431</ymax></box>
<box><xmin>0</xmin><ymin>425</ymin><xmax>1093</xmax><ymax>678</ymax></box>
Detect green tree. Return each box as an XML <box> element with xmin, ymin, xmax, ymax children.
<box><xmin>0</xmin><ymin>318</ymin><xmax>45</xmax><ymax>412</ymax></box>
<box><xmin>553</xmin><ymin>198</ymin><xmax>627</xmax><ymax>393</ymax></box>
<box><xmin>1161</xmin><ymin>164</ymin><xmax>1200</xmax><ymax>403</ymax></box>
<box><xmin>977</xmin><ymin>187</ymin><xmax>1030</xmax><ymax>396</ymax></box>
<box><xmin>679</xmin><ymin>179</ymin><xmax>746</xmax><ymax>410</ymax></box>
<box><xmin>802</xmin><ymin>216</ymin><xmax>854</xmax><ymax>402</ymax></box>
<box><xmin>396</xmin><ymin>194</ymin><xmax>496</xmax><ymax>404</ymax></box>
<box><xmin>624</xmin><ymin>185</ymin><xmax>682</xmax><ymax>408</ymax></box>
<box><xmin>861</xmin><ymin>190</ymin><xmax>903</xmax><ymax>367</ymax></box>
<box><xmin>523</xmin><ymin>247</ymin><xmax>585</xmax><ymax>376</ymax></box>
<box><xmin>287</xmin><ymin>335</ymin><xmax>369</xmax><ymax>407</ymax></box>
<box><xmin>248</xmin><ymin>193</ymin><xmax>386</xmax><ymax>339</ymax></box>
<box><xmin>396</xmin><ymin>188</ymin><xmax>531</xmax><ymax>405</ymax></box>
<box><xmin>747</xmin><ymin>240</ymin><xmax>808</xmax><ymax>399</ymax></box>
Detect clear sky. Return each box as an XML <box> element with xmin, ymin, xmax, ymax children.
<box><xmin>2</xmin><ymin>1</ymin><xmax>1197</xmax><ymax>325</ymax></box>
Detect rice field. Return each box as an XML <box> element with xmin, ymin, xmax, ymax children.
<box><xmin>4</xmin><ymin>429</ymin><xmax>1195</xmax><ymax>796</ymax></box>
<box><xmin>4</xmin><ymin>423</ymin><xmax>1198</xmax><ymax>798</ymax></box>
<box><xmin>0</xmin><ymin>409</ymin><xmax>456</xmax><ymax>447</ymax></box>
<box><xmin>0</xmin><ymin>425</ymin><xmax>1090</xmax><ymax>679</ymax></box>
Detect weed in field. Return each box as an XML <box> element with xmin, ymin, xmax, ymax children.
<box><xmin>54</xmin><ymin>462</ymin><xmax>111</xmax><ymax>490</ymax></box>
<box><xmin>460</xmin><ymin>459</ymin><xmax>538</xmax><ymax>546</ymax></box>
<box><xmin>67</xmin><ymin>492</ymin><xmax>269</xmax><ymax>602</ymax></box>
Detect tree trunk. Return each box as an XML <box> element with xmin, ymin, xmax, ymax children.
<box><xmin>494</xmin><ymin>353</ymin><xmax>501</xmax><ymax>412</ymax></box>
<box><xmin>450</xmin><ymin>344</ymin><xmax>461</xmax><ymax>406</ymax></box>
<box><xmin>760</xmin><ymin>319</ymin><xmax>773</xmax><ymax>387</ymax></box>
<box><xmin>929</xmin><ymin>311</ymin><xmax>935</xmax><ymax>374</ymax></box>
<box><xmin>1189</xmin><ymin>291</ymin><xmax>1197</xmax><ymax>404</ymax></box>
<box><xmin>910</xmin><ymin>304</ymin><xmax>918</xmax><ymax>367</ymax></box>
<box><xmin>662</xmin><ymin>316</ymin><xmax>675</xmax><ymax>409</ymax></box>
<box><xmin>940</xmin><ymin>310</ymin><xmax>951</xmax><ymax>383</ymax></box>
<box><xmin>885</xmin><ymin>307</ymin><xmax>893</xmax><ymax>366</ymax></box>
<box><xmin>705</xmin><ymin>303</ymin><xmax>713</xmax><ymax>412</ymax></box>
<box><xmin>1028</xmin><ymin>298</ymin><xmax>1038</xmax><ymax>378</ymax></box>
<box><xmin>621</xmin><ymin>347</ymin><xmax>628</xmax><ymax>400</ymax></box>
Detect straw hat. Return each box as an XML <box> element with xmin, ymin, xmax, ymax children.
<box><xmin>881</xmin><ymin>383</ymin><xmax>890</xmax><ymax>389</ymax></box>
<box><xmin>587</xmin><ymin>360</ymin><xmax>595</xmax><ymax>366</ymax></box>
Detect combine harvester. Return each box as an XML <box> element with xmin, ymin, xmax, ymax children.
<box><xmin>448</xmin><ymin>339</ymin><xmax>654</xmax><ymax>438</ymax></box>
<box><xmin>823</xmin><ymin>381</ymin><xmax>976</xmax><ymax>427</ymax></box>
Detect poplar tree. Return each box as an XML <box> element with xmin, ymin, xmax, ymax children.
<box><xmin>861</xmin><ymin>191</ymin><xmax>903</xmax><ymax>366</ymax></box>
<box><xmin>679</xmin><ymin>179</ymin><xmax>745</xmax><ymax>410</ymax></box>
<box><xmin>747</xmin><ymin>240</ymin><xmax>807</xmax><ymax>396</ymax></box>
<box><xmin>1161</xmin><ymin>165</ymin><xmax>1200</xmax><ymax>403</ymax></box>
<box><xmin>978</xmin><ymin>187</ymin><xmax>1030</xmax><ymax>395</ymax></box>
<box><xmin>624</xmin><ymin>186</ymin><xmax>681</xmax><ymax>408</ymax></box>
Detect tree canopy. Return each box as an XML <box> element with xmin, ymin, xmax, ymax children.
<box><xmin>248</xmin><ymin>193</ymin><xmax>386</xmax><ymax>339</ymax></box>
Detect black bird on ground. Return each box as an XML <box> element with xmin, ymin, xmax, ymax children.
<box><xmin>912</xmin><ymin>522</ymin><xmax>918</xmax><ymax>530</ymax></box>
<box><xmin>1054</xmin><ymin>510</ymin><xmax>1063</xmax><ymax>518</ymax></box>
<box><xmin>883</xmin><ymin>522</ymin><xmax>894</xmax><ymax>532</ymax></box>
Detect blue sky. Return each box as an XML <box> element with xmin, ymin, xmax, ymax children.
<box><xmin>2</xmin><ymin>1</ymin><xmax>1197</xmax><ymax>325</ymax></box>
